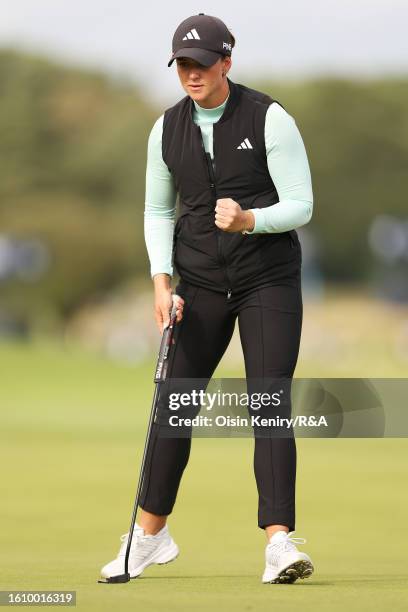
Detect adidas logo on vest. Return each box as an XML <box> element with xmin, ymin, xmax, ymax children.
<box><xmin>183</xmin><ymin>29</ymin><xmax>200</xmax><ymax>40</ymax></box>
<box><xmin>237</xmin><ymin>138</ymin><xmax>253</xmax><ymax>150</ymax></box>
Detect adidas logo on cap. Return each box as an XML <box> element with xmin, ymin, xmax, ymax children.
<box><xmin>237</xmin><ymin>138</ymin><xmax>253</xmax><ymax>150</ymax></box>
<box><xmin>183</xmin><ymin>29</ymin><xmax>201</xmax><ymax>40</ymax></box>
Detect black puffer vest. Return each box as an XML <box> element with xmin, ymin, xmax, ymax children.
<box><xmin>162</xmin><ymin>78</ymin><xmax>301</xmax><ymax>297</ymax></box>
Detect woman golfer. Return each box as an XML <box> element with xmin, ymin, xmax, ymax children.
<box><xmin>101</xmin><ymin>13</ymin><xmax>314</xmax><ymax>584</ymax></box>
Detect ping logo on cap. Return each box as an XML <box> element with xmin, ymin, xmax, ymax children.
<box><xmin>183</xmin><ymin>28</ymin><xmax>201</xmax><ymax>40</ymax></box>
<box><xmin>223</xmin><ymin>42</ymin><xmax>232</xmax><ymax>51</ymax></box>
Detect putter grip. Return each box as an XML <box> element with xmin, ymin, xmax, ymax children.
<box><xmin>154</xmin><ymin>296</ymin><xmax>179</xmax><ymax>382</ymax></box>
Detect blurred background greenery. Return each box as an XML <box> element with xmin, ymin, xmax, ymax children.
<box><xmin>1</xmin><ymin>49</ymin><xmax>407</xmax><ymax>346</ymax></box>
<box><xmin>1</xmin><ymin>5</ymin><xmax>408</xmax><ymax>609</ymax></box>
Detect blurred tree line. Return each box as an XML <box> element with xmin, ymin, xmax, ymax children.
<box><xmin>0</xmin><ymin>49</ymin><xmax>407</xmax><ymax>332</ymax></box>
<box><xmin>256</xmin><ymin>76</ymin><xmax>408</xmax><ymax>281</ymax></box>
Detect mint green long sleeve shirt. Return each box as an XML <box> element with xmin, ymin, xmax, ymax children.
<box><xmin>144</xmin><ymin>91</ymin><xmax>313</xmax><ymax>279</ymax></box>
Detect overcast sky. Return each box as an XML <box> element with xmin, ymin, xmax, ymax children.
<box><xmin>1</xmin><ymin>0</ymin><xmax>407</xmax><ymax>104</ymax></box>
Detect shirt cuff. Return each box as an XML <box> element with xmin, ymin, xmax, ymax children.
<box><xmin>241</xmin><ymin>208</ymin><xmax>266</xmax><ymax>234</ymax></box>
<box><xmin>151</xmin><ymin>267</ymin><xmax>173</xmax><ymax>279</ymax></box>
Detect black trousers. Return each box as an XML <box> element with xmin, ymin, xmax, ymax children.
<box><xmin>139</xmin><ymin>276</ymin><xmax>303</xmax><ymax>531</ymax></box>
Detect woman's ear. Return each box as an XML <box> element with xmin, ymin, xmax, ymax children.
<box><xmin>223</xmin><ymin>56</ymin><xmax>232</xmax><ymax>75</ymax></box>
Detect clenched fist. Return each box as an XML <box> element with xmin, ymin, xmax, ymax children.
<box><xmin>215</xmin><ymin>198</ymin><xmax>255</xmax><ymax>233</ymax></box>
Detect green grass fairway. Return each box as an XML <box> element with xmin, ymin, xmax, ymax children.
<box><xmin>1</xmin><ymin>341</ymin><xmax>407</xmax><ymax>611</ymax></box>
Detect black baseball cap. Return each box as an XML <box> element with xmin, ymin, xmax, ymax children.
<box><xmin>168</xmin><ymin>13</ymin><xmax>233</xmax><ymax>67</ymax></box>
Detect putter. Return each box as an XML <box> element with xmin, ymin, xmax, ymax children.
<box><xmin>98</xmin><ymin>294</ymin><xmax>181</xmax><ymax>583</ymax></box>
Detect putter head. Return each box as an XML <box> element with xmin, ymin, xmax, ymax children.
<box><xmin>98</xmin><ymin>572</ymin><xmax>130</xmax><ymax>584</ymax></box>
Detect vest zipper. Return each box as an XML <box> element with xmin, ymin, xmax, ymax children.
<box><xmin>199</xmin><ymin>128</ymin><xmax>233</xmax><ymax>296</ymax></box>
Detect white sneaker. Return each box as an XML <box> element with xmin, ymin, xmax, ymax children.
<box><xmin>262</xmin><ymin>530</ymin><xmax>314</xmax><ymax>584</ymax></box>
<box><xmin>100</xmin><ymin>523</ymin><xmax>179</xmax><ymax>580</ymax></box>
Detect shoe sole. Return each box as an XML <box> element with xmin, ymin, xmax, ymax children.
<box><xmin>264</xmin><ymin>559</ymin><xmax>314</xmax><ymax>584</ymax></box>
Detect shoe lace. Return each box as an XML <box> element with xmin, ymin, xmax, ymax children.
<box><xmin>118</xmin><ymin>531</ymin><xmax>161</xmax><ymax>563</ymax></box>
<box><xmin>267</xmin><ymin>532</ymin><xmax>306</xmax><ymax>563</ymax></box>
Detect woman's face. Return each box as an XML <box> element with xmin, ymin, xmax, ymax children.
<box><xmin>176</xmin><ymin>56</ymin><xmax>230</xmax><ymax>106</ymax></box>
